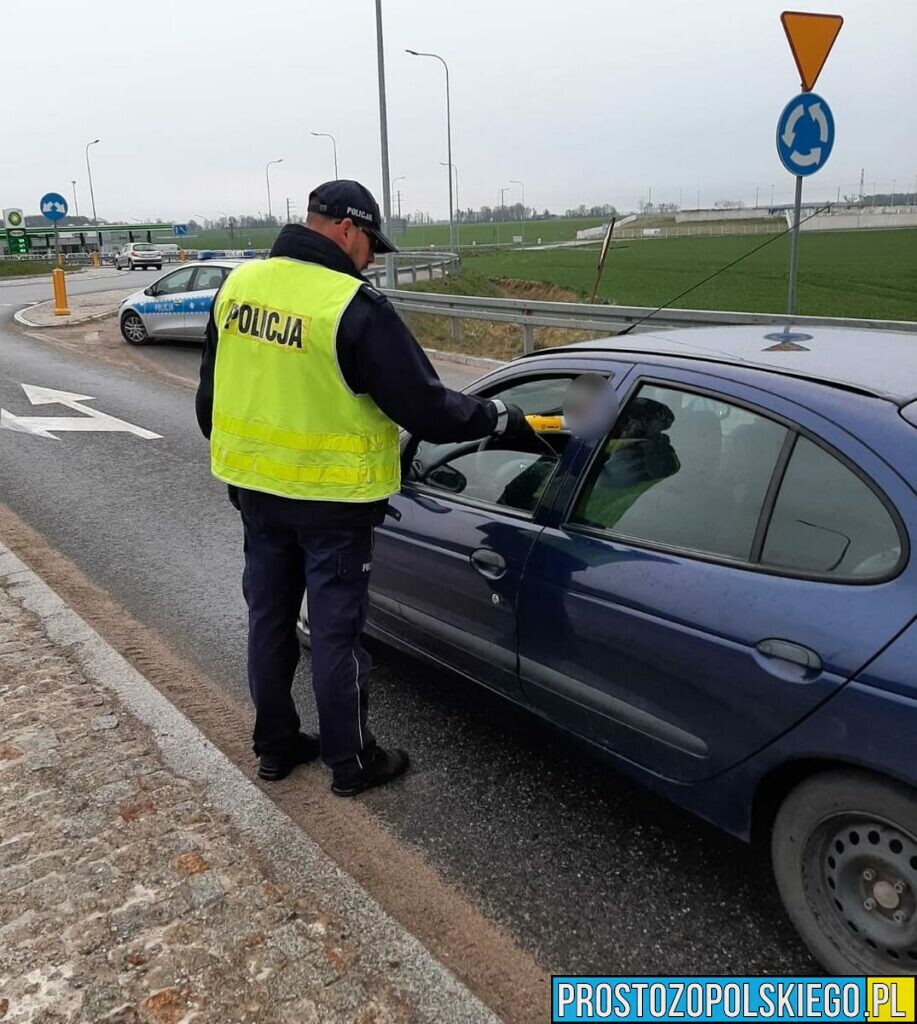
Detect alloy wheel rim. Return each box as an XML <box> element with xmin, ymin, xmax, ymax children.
<box><xmin>123</xmin><ymin>316</ymin><xmax>145</xmax><ymax>342</ymax></box>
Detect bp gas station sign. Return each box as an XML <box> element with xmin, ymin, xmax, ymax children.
<box><xmin>2</xmin><ymin>207</ymin><xmax>30</xmax><ymax>255</ymax></box>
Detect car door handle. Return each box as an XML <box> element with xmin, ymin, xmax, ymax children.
<box><xmin>470</xmin><ymin>548</ymin><xmax>507</xmax><ymax>580</ymax></box>
<box><xmin>755</xmin><ymin>639</ymin><xmax>822</xmax><ymax>680</ymax></box>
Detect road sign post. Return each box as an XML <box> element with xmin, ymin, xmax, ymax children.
<box><xmin>40</xmin><ymin>191</ymin><xmax>69</xmax><ymax>274</ymax></box>
<box><xmin>777</xmin><ymin>12</ymin><xmax>842</xmax><ymax>315</ymax></box>
<box><xmin>787</xmin><ymin>175</ymin><xmax>804</xmax><ymax>315</ymax></box>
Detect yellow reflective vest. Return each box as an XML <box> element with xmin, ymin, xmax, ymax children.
<box><xmin>210</xmin><ymin>257</ymin><xmax>401</xmax><ymax>502</ymax></box>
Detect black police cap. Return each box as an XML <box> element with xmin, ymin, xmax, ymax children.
<box><xmin>307</xmin><ymin>180</ymin><xmax>398</xmax><ymax>254</ymax></box>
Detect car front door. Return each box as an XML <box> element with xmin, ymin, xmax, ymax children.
<box><xmin>517</xmin><ymin>365</ymin><xmax>912</xmax><ymax>782</ymax></box>
<box><xmin>370</xmin><ymin>367</ymin><xmax>627</xmax><ymax>699</ymax></box>
<box><xmin>142</xmin><ymin>266</ymin><xmax>197</xmax><ymax>339</ymax></box>
<box><xmin>183</xmin><ymin>265</ymin><xmax>228</xmax><ymax>338</ymax></box>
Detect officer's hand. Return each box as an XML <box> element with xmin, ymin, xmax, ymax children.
<box><xmin>496</xmin><ymin>402</ymin><xmax>538</xmax><ymax>443</ymax></box>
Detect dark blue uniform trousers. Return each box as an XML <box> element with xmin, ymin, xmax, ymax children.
<box><xmin>238</xmin><ymin>490</ymin><xmax>376</xmax><ymax>773</ymax></box>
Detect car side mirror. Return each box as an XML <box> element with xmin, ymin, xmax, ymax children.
<box><xmin>564</xmin><ymin>373</ymin><xmax>621</xmax><ymax>442</ymax></box>
<box><xmin>143</xmin><ymin>286</ymin><xmax>155</xmax><ymax>297</ymax></box>
<box><xmin>426</xmin><ymin>465</ymin><xmax>466</xmax><ymax>493</ymax></box>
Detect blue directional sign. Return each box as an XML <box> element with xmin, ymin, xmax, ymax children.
<box><xmin>776</xmin><ymin>93</ymin><xmax>835</xmax><ymax>177</ymax></box>
<box><xmin>39</xmin><ymin>192</ymin><xmax>68</xmax><ymax>222</ymax></box>
<box><xmin>172</xmin><ymin>223</ymin><xmax>188</xmax><ymax>236</ymax></box>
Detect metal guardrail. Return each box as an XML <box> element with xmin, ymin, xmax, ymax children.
<box><xmin>385</xmin><ymin>288</ymin><xmax>917</xmax><ymax>354</ymax></box>
<box><xmin>0</xmin><ymin>249</ymin><xmax>462</xmax><ymax>282</ymax></box>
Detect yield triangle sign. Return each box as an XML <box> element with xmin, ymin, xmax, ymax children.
<box><xmin>781</xmin><ymin>11</ymin><xmax>844</xmax><ymax>91</ymax></box>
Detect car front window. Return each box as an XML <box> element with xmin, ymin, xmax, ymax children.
<box><xmin>406</xmin><ymin>374</ymin><xmax>581</xmax><ymax>515</ymax></box>
<box><xmin>153</xmin><ymin>267</ymin><xmax>195</xmax><ymax>295</ymax></box>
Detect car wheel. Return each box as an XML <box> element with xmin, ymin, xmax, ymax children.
<box><xmin>120</xmin><ymin>311</ymin><xmax>150</xmax><ymax>346</ymax></box>
<box><xmin>772</xmin><ymin>770</ymin><xmax>917</xmax><ymax>975</ymax></box>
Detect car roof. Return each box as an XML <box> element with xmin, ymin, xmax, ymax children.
<box><xmin>540</xmin><ymin>325</ymin><xmax>917</xmax><ymax>405</ymax></box>
<box><xmin>161</xmin><ymin>259</ymin><xmax>241</xmax><ymax>270</ymax></box>
<box><xmin>195</xmin><ymin>259</ymin><xmax>243</xmax><ymax>269</ymax></box>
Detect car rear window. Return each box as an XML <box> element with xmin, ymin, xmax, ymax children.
<box><xmin>761</xmin><ymin>436</ymin><xmax>903</xmax><ymax>579</ymax></box>
<box><xmin>134</xmin><ymin>244</ymin><xmax>157</xmax><ymax>251</ymax></box>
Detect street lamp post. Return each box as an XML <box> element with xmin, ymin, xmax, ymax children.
<box><xmin>71</xmin><ymin>180</ymin><xmax>80</xmax><ymax>218</ymax></box>
<box><xmin>406</xmin><ymin>48</ymin><xmax>454</xmax><ymax>253</ymax></box>
<box><xmin>438</xmin><ymin>162</ymin><xmax>459</xmax><ymax>248</ymax></box>
<box><xmin>510</xmin><ymin>179</ymin><xmax>525</xmax><ymax>245</ymax></box>
<box><xmin>310</xmin><ymin>133</ymin><xmax>339</xmax><ymax>179</ymax></box>
<box><xmin>265</xmin><ymin>158</ymin><xmax>283</xmax><ymax>223</ymax></box>
<box><xmin>85</xmin><ymin>139</ymin><xmax>100</xmax><ymax>226</ymax></box>
<box><xmin>374</xmin><ymin>0</ymin><xmax>396</xmax><ymax>287</ymax></box>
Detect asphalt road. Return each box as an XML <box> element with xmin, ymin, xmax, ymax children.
<box><xmin>0</xmin><ymin>286</ymin><xmax>817</xmax><ymax>992</ymax></box>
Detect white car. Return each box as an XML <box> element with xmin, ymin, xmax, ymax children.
<box><xmin>118</xmin><ymin>260</ymin><xmax>237</xmax><ymax>345</ymax></box>
<box><xmin>115</xmin><ymin>242</ymin><xmax>163</xmax><ymax>271</ymax></box>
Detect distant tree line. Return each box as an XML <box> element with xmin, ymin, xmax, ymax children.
<box><xmin>405</xmin><ymin>202</ymin><xmax>619</xmax><ymax>225</ymax></box>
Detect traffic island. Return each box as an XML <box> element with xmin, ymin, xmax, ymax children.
<box><xmin>14</xmin><ymin>288</ymin><xmax>134</xmax><ymax>329</ymax></box>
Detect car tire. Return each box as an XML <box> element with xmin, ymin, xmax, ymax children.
<box><xmin>120</xmin><ymin>311</ymin><xmax>150</xmax><ymax>346</ymax></box>
<box><xmin>772</xmin><ymin>769</ymin><xmax>917</xmax><ymax>975</ymax></box>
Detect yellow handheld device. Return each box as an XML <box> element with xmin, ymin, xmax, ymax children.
<box><xmin>525</xmin><ymin>414</ymin><xmax>566</xmax><ymax>432</ymax></box>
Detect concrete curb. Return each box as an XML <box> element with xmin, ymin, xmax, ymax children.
<box><xmin>0</xmin><ymin>542</ymin><xmax>499</xmax><ymax>1024</ymax></box>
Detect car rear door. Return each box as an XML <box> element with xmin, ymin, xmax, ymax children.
<box><xmin>517</xmin><ymin>364</ymin><xmax>913</xmax><ymax>783</ymax></box>
<box><xmin>183</xmin><ymin>265</ymin><xmax>228</xmax><ymax>338</ymax></box>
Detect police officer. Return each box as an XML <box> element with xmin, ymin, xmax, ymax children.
<box><xmin>197</xmin><ymin>180</ymin><xmax>535</xmax><ymax>796</ymax></box>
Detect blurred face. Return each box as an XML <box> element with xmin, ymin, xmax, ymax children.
<box><xmin>337</xmin><ymin>218</ymin><xmax>375</xmax><ymax>271</ymax></box>
<box><xmin>306</xmin><ymin>213</ymin><xmax>376</xmax><ymax>271</ymax></box>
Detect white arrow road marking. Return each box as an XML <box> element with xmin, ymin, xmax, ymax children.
<box><xmin>791</xmin><ymin>146</ymin><xmax>822</xmax><ymax>167</ymax></box>
<box><xmin>782</xmin><ymin>103</ymin><xmax>805</xmax><ymax>147</ymax></box>
<box><xmin>809</xmin><ymin>102</ymin><xmax>829</xmax><ymax>143</ymax></box>
<box><xmin>0</xmin><ymin>384</ymin><xmax>162</xmax><ymax>440</ymax></box>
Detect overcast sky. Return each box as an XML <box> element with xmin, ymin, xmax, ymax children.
<box><xmin>3</xmin><ymin>0</ymin><xmax>915</xmax><ymax>222</ymax></box>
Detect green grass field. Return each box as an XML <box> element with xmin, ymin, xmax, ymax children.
<box><xmin>0</xmin><ymin>261</ymin><xmax>81</xmax><ymax>278</ymax></box>
<box><xmin>463</xmin><ymin>228</ymin><xmax>917</xmax><ymax>321</ymax></box>
<box><xmin>183</xmin><ymin>227</ymin><xmax>282</xmax><ymax>250</ymax></box>
<box><xmin>184</xmin><ymin>217</ymin><xmax>607</xmax><ymax>252</ymax></box>
<box><xmin>398</xmin><ymin>217</ymin><xmax>605</xmax><ymax>248</ymax></box>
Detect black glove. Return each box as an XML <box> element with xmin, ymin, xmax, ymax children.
<box><xmin>496</xmin><ymin>402</ymin><xmax>537</xmax><ymax>442</ymax></box>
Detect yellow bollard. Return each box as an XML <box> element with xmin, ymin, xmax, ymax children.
<box><xmin>91</xmin><ymin>251</ymin><xmax>100</xmax><ymax>268</ymax></box>
<box><xmin>179</xmin><ymin>249</ymin><xmax>187</xmax><ymax>263</ymax></box>
<box><xmin>52</xmin><ymin>268</ymin><xmax>71</xmax><ymax>316</ymax></box>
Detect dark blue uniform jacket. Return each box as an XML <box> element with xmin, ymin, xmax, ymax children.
<box><xmin>196</xmin><ymin>225</ymin><xmax>497</xmax><ymax>527</ymax></box>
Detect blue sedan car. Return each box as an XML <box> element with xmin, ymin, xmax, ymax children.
<box><xmin>302</xmin><ymin>325</ymin><xmax>916</xmax><ymax>975</ymax></box>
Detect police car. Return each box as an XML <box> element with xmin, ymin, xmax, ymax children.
<box><xmin>119</xmin><ymin>260</ymin><xmax>237</xmax><ymax>345</ymax></box>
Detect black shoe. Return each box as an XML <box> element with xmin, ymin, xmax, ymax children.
<box><xmin>258</xmin><ymin>732</ymin><xmax>321</xmax><ymax>781</ymax></box>
<box><xmin>331</xmin><ymin>747</ymin><xmax>410</xmax><ymax>797</ymax></box>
